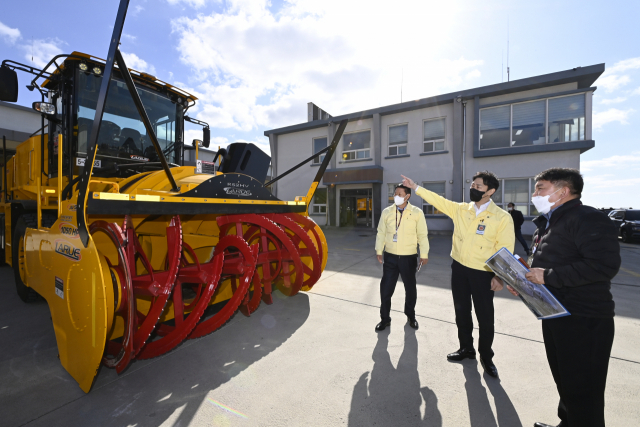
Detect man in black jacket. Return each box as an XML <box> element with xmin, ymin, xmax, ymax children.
<box><xmin>515</xmin><ymin>168</ymin><xmax>620</xmax><ymax>427</ymax></box>
<box><xmin>507</xmin><ymin>202</ymin><xmax>529</xmax><ymax>254</ymax></box>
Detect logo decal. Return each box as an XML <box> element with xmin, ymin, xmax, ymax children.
<box><xmin>60</xmin><ymin>215</ymin><xmax>73</xmax><ymax>222</ymax></box>
<box><xmin>68</xmin><ymin>204</ymin><xmax>78</xmax><ymax>212</ymax></box>
<box><xmin>55</xmin><ymin>239</ymin><xmax>82</xmax><ymax>261</ymax></box>
<box><xmin>223</xmin><ymin>187</ymin><xmax>252</xmax><ymax>197</ymax></box>
<box><xmin>59</xmin><ymin>222</ymin><xmax>79</xmax><ymax>239</ymax></box>
<box><xmin>55</xmin><ymin>277</ymin><xmax>64</xmax><ymax>299</ymax></box>
<box><xmin>223</xmin><ymin>182</ymin><xmax>252</xmax><ymax>197</ymax></box>
<box><xmin>130</xmin><ymin>155</ymin><xmax>149</xmax><ymax>162</ymax></box>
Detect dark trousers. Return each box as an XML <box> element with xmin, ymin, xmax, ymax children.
<box><xmin>379</xmin><ymin>251</ymin><xmax>418</xmax><ymax>323</ymax></box>
<box><xmin>542</xmin><ymin>315</ymin><xmax>615</xmax><ymax>427</ymax></box>
<box><xmin>515</xmin><ymin>228</ymin><xmax>529</xmax><ymax>253</ymax></box>
<box><xmin>451</xmin><ymin>260</ymin><xmax>495</xmax><ymax>360</ymax></box>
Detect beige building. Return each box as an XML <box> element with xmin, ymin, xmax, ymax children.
<box><xmin>265</xmin><ymin>64</ymin><xmax>603</xmax><ymax>235</ymax></box>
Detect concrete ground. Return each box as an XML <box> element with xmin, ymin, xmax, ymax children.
<box><xmin>0</xmin><ymin>227</ymin><xmax>639</xmax><ymax>427</ymax></box>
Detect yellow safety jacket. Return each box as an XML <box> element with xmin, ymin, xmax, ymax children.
<box><xmin>375</xmin><ymin>202</ymin><xmax>430</xmax><ymax>258</ymax></box>
<box><xmin>416</xmin><ymin>187</ymin><xmax>515</xmax><ymax>271</ymax></box>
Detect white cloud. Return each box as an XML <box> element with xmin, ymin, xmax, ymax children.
<box><xmin>592</xmin><ymin>108</ymin><xmax>635</xmax><ymax>130</ymax></box>
<box><xmin>581</xmin><ymin>153</ymin><xmax>640</xmax><ymax>173</ymax></box>
<box><xmin>132</xmin><ymin>5</ymin><xmax>145</xmax><ymax>16</ymax></box>
<box><xmin>121</xmin><ymin>52</ymin><xmax>157</xmax><ymax>74</ymax></box>
<box><xmin>21</xmin><ymin>39</ymin><xmax>64</xmax><ymax>68</ymax></box>
<box><xmin>583</xmin><ymin>174</ymin><xmax>640</xmax><ymax>189</ymax></box>
<box><xmin>0</xmin><ymin>21</ymin><xmax>21</xmax><ymax>44</ymax></box>
<box><xmin>597</xmin><ymin>74</ymin><xmax>631</xmax><ymax>93</ymax></box>
<box><xmin>597</xmin><ymin>57</ymin><xmax>640</xmax><ymax>93</ymax></box>
<box><xmin>167</xmin><ymin>0</ymin><xmax>211</xmax><ymax>8</ymax></box>
<box><xmin>122</xmin><ymin>33</ymin><xmax>137</xmax><ymax>42</ymax></box>
<box><xmin>171</xmin><ymin>0</ymin><xmax>475</xmax><ymax>132</ymax></box>
<box><xmin>633</xmin><ymin>87</ymin><xmax>640</xmax><ymax>96</ymax></box>
<box><xmin>607</xmin><ymin>57</ymin><xmax>640</xmax><ymax>74</ymax></box>
<box><xmin>600</xmin><ymin>96</ymin><xmax>627</xmax><ymax>105</ymax></box>
<box><xmin>465</xmin><ymin>69</ymin><xmax>481</xmax><ymax>79</ymax></box>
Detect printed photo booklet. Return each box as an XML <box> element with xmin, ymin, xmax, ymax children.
<box><xmin>485</xmin><ymin>248</ymin><xmax>570</xmax><ymax>320</ymax></box>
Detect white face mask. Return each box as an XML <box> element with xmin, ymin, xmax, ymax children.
<box><xmin>507</xmin><ymin>207</ymin><xmax>513</xmax><ymax>211</ymax></box>
<box><xmin>394</xmin><ymin>195</ymin><xmax>407</xmax><ymax>206</ymax></box>
<box><xmin>531</xmin><ymin>188</ymin><xmax>564</xmax><ymax>214</ymax></box>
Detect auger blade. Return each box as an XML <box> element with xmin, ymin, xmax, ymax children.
<box><xmin>188</xmin><ymin>234</ymin><xmax>256</xmax><ymax>339</ymax></box>
<box><xmin>265</xmin><ymin>214</ymin><xmax>322</xmax><ymax>291</ymax></box>
<box><xmin>136</xmin><ymin>239</ymin><xmax>224</xmax><ymax>359</ymax></box>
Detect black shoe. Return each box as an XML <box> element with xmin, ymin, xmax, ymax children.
<box><xmin>375</xmin><ymin>321</ymin><xmax>391</xmax><ymax>332</ymax></box>
<box><xmin>407</xmin><ymin>317</ymin><xmax>419</xmax><ymax>329</ymax></box>
<box><xmin>534</xmin><ymin>423</ymin><xmax>563</xmax><ymax>427</ymax></box>
<box><xmin>446</xmin><ymin>348</ymin><xmax>476</xmax><ymax>361</ymax></box>
<box><xmin>480</xmin><ymin>357</ymin><xmax>498</xmax><ymax>378</ymax></box>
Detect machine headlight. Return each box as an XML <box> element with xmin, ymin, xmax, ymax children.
<box><xmin>32</xmin><ymin>102</ymin><xmax>56</xmax><ymax>115</ymax></box>
<box><xmin>79</xmin><ymin>62</ymin><xmax>88</xmax><ymax>71</ymax></box>
<box><xmin>93</xmin><ymin>67</ymin><xmax>102</xmax><ymax>75</ymax></box>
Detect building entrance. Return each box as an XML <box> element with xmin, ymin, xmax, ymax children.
<box><xmin>340</xmin><ymin>188</ymin><xmax>372</xmax><ymax>227</ymax></box>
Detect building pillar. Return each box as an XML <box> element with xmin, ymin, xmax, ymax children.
<box><xmin>373</xmin><ymin>182</ymin><xmax>382</xmax><ymax>228</ymax></box>
<box><xmin>328</xmin><ymin>122</ymin><xmax>337</xmax><ymax>170</ymax></box>
<box><xmin>268</xmin><ymin>134</ymin><xmax>278</xmax><ymax>197</ymax></box>
<box><xmin>328</xmin><ymin>184</ymin><xmax>337</xmax><ymax>226</ymax></box>
<box><xmin>373</xmin><ymin>113</ymin><xmax>381</xmax><ymax>166</ymax></box>
<box><xmin>452</xmin><ymin>99</ymin><xmax>463</xmax><ymax>202</ymax></box>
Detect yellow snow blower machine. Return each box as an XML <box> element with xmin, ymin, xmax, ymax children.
<box><xmin>0</xmin><ymin>0</ymin><xmax>347</xmax><ymax>392</ymax></box>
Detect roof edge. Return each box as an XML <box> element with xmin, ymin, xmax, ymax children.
<box><xmin>264</xmin><ymin>63</ymin><xmax>605</xmax><ymax>137</ymax></box>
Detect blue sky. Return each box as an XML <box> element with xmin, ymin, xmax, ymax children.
<box><xmin>1</xmin><ymin>0</ymin><xmax>639</xmax><ymax>208</ymax></box>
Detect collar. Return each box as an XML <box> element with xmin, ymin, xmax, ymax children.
<box><xmin>397</xmin><ymin>201</ymin><xmax>412</xmax><ymax>212</ymax></box>
<box><xmin>473</xmin><ymin>200</ymin><xmax>491</xmax><ymax>216</ymax></box>
<box><xmin>533</xmin><ymin>198</ymin><xmax>582</xmax><ymax>227</ymax></box>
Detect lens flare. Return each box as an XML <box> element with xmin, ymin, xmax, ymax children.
<box><xmin>207</xmin><ymin>398</ymin><xmax>248</xmax><ymax>419</ymax></box>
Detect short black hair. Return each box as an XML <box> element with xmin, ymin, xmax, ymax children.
<box><xmin>395</xmin><ymin>184</ymin><xmax>411</xmax><ymax>196</ymax></box>
<box><xmin>472</xmin><ymin>170</ymin><xmax>500</xmax><ymax>192</ymax></box>
<box><xmin>535</xmin><ymin>168</ymin><xmax>583</xmax><ymax>196</ymax></box>
<box><xmin>507</xmin><ymin>202</ymin><xmax>515</xmax><ymax>207</ymax></box>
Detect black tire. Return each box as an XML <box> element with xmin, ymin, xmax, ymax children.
<box><xmin>622</xmin><ymin>229</ymin><xmax>632</xmax><ymax>244</ymax></box>
<box><xmin>12</xmin><ymin>212</ymin><xmax>57</xmax><ymax>303</ymax></box>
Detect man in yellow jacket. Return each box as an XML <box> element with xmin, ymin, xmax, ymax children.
<box><xmin>375</xmin><ymin>184</ymin><xmax>429</xmax><ymax>332</ymax></box>
<box><xmin>402</xmin><ymin>171</ymin><xmax>514</xmax><ymax>378</ymax></box>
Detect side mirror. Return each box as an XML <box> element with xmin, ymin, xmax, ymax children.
<box><xmin>32</xmin><ymin>102</ymin><xmax>56</xmax><ymax>116</ymax></box>
<box><xmin>0</xmin><ymin>65</ymin><xmax>18</xmax><ymax>102</ymax></box>
<box><xmin>203</xmin><ymin>127</ymin><xmax>210</xmax><ymax>148</ymax></box>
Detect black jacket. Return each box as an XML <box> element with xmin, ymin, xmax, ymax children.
<box><xmin>509</xmin><ymin>209</ymin><xmax>525</xmax><ymax>229</ymax></box>
<box><xmin>531</xmin><ymin>198</ymin><xmax>621</xmax><ymax>318</ymax></box>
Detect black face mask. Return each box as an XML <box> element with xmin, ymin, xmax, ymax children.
<box><xmin>470</xmin><ymin>188</ymin><xmax>485</xmax><ymax>202</ymax></box>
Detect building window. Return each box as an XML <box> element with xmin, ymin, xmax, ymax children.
<box><xmin>423</xmin><ymin>118</ymin><xmax>445</xmax><ymax>153</ymax></box>
<box><xmin>421</xmin><ymin>181</ymin><xmax>446</xmax><ymax>214</ymax></box>
<box><xmin>480</xmin><ymin>93</ymin><xmax>587</xmax><ymax>150</ymax></box>
<box><xmin>548</xmin><ymin>94</ymin><xmax>585</xmax><ymax>143</ymax></box>
<box><xmin>342</xmin><ymin>130</ymin><xmax>371</xmax><ymax>160</ymax></box>
<box><xmin>313</xmin><ymin>137</ymin><xmax>327</xmax><ymax>164</ymax></box>
<box><xmin>492</xmin><ymin>177</ymin><xmax>538</xmax><ymax>215</ymax></box>
<box><xmin>512</xmin><ymin>100</ymin><xmax>546</xmax><ymax>146</ymax></box>
<box><xmin>388</xmin><ymin>124</ymin><xmax>408</xmax><ymax>156</ymax></box>
<box><xmin>480</xmin><ymin>105</ymin><xmax>510</xmax><ymax>149</ymax></box>
<box><xmin>387</xmin><ymin>183</ymin><xmax>397</xmax><ymax>205</ymax></box>
<box><xmin>312</xmin><ymin>187</ymin><xmax>327</xmax><ymax>214</ymax></box>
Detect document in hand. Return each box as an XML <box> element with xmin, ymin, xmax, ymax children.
<box><xmin>485</xmin><ymin>248</ymin><xmax>570</xmax><ymax>320</ymax></box>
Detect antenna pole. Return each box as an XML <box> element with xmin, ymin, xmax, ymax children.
<box><xmin>401</xmin><ymin>68</ymin><xmax>403</xmax><ymax>103</ymax></box>
<box><xmin>507</xmin><ymin>18</ymin><xmax>510</xmax><ymax>82</ymax></box>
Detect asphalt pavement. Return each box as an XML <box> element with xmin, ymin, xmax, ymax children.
<box><xmin>0</xmin><ymin>227</ymin><xmax>638</xmax><ymax>427</ymax></box>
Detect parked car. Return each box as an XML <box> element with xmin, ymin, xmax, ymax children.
<box><xmin>608</xmin><ymin>209</ymin><xmax>640</xmax><ymax>243</ymax></box>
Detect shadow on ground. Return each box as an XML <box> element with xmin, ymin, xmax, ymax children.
<box><xmin>0</xmin><ymin>265</ymin><xmax>310</xmax><ymax>427</ymax></box>
<box><xmin>347</xmin><ymin>325</ymin><xmax>442</xmax><ymax>426</ymax></box>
